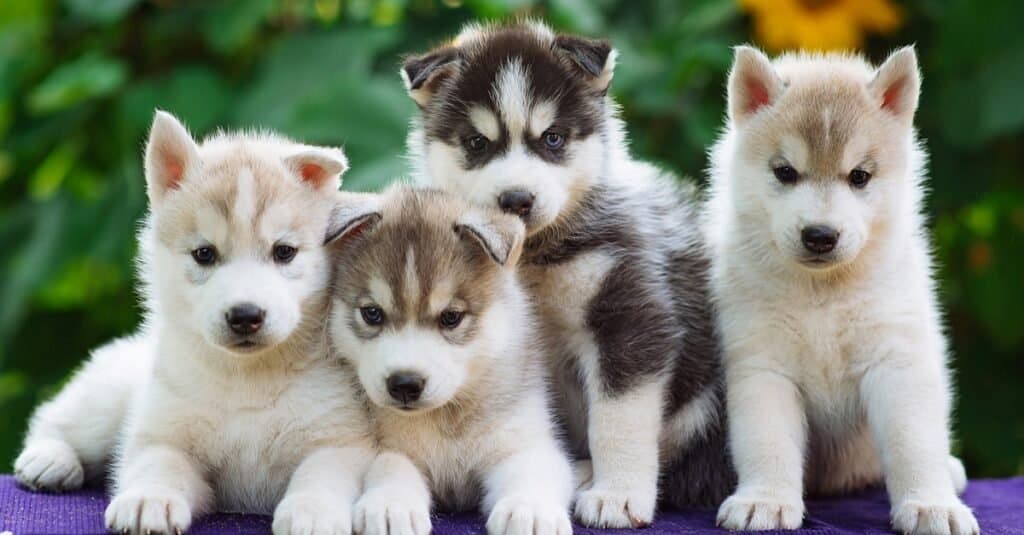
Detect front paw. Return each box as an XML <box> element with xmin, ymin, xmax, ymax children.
<box><xmin>274</xmin><ymin>493</ymin><xmax>353</xmax><ymax>535</ymax></box>
<box><xmin>574</xmin><ymin>485</ymin><xmax>656</xmax><ymax>528</ymax></box>
<box><xmin>353</xmin><ymin>490</ymin><xmax>430</xmax><ymax>535</ymax></box>
<box><xmin>716</xmin><ymin>487</ymin><xmax>804</xmax><ymax>531</ymax></box>
<box><xmin>891</xmin><ymin>498</ymin><xmax>979</xmax><ymax>535</ymax></box>
<box><xmin>487</xmin><ymin>497</ymin><xmax>572</xmax><ymax>535</ymax></box>
<box><xmin>14</xmin><ymin>439</ymin><xmax>84</xmax><ymax>492</ymax></box>
<box><xmin>105</xmin><ymin>487</ymin><xmax>192</xmax><ymax>534</ymax></box>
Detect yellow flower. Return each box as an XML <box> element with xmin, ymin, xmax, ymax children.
<box><xmin>739</xmin><ymin>0</ymin><xmax>903</xmax><ymax>52</ymax></box>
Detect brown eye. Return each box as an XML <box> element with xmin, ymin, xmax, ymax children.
<box><xmin>273</xmin><ymin>244</ymin><xmax>297</xmax><ymax>263</ymax></box>
<box><xmin>464</xmin><ymin>134</ymin><xmax>488</xmax><ymax>153</ymax></box>
<box><xmin>360</xmin><ymin>305</ymin><xmax>385</xmax><ymax>326</ymax></box>
<box><xmin>773</xmin><ymin>165</ymin><xmax>799</xmax><ymax>185</ymax></box>
<box><xmin>849</xmin><ymin>169</ymin><xmax>872</xmax><ymax>188</ymax></box>
<box><xmin>191</xmin><ymin>246</ymin><xmax>217</xmax><ymax>266</ymax></box>
<box><xmin>439</xmin><ymin>309</ymin><xmax>464</xmax><ymax>330</ymax></box>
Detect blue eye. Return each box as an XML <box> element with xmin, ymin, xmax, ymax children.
<box><xmin>543</xmin><ymin>131</ymin><xmax>565</xmax><ymax>149</ymax></box>
<box><xmin>191</xmin><ymin>246</ymin><xmax>217</xmax><ymax>266</ymax></box>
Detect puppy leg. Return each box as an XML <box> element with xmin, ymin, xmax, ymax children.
<box><xmin>484</xmin><ymin>443</ymin><xmax>574</xmax><ymax>535</ymax></box>
<box><xmin>105</xmin><ymin>444</ymin><xmax>212</xmax><ymax>535</ymax></box>
<box><xmin>354</xmin><ymin>450</ymin><xmax>431</xmax><ymax>535</ymax></box>
<box><xmin>16</xmin><ymin>334</ymin><xmax>151</xmax><ymax>491</ymax></box>
<box><xmin>861</xmin><ymin>358</ymin><xmax>978</xmax><ymax>535</ymax></box>
<box><xmin>717</xmin><ymin>369</ymin><xmax>805</xmax><ymax>531</ymax></box>
<box><xmin>274</xmin><ymin>445</ymin><xmax>376</xmax><ymax>535</ymax></box>
<box><xmin>574</xmin><ymin>379</ymin><xmax>663</xmax><ymax>528</ymax></box>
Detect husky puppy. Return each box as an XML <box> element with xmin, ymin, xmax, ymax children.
<box><xmin>707</xmin><ymin>47</ymin><xmax>978</xmax><ymax>535</ymax></box>
<box><xmin>328</xmin><ymin>186</ymin><xmax>574</xmax><ymax>535</ymax></box>
<box><xmin>400</xmin><ymin>22</ymin><xmax>733</xmax><ymax>526</ymax></box>
<box><xmin>17</xmin><ymin>111</ymin><xmax>380</xmax><ymax>535</ymax></box>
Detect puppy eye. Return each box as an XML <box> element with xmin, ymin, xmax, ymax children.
<box><xmin>773</xmin><ymin>165</ymin><xmax>799</xmax><ymax>185</ymax></box>
<box><xmin>463</xmin><ymin>134</ymin><xmax>489</xmax><ymax>153</ymax></box>
<box><xmin>273</xmin><ymin>244</ymin><xmax>297</xmax><ymax>264</ymax></box>
<box><xmin>360</xmin><ymin>305</ymin><xmax>385</xmax><ymax>326</ymax></box>
<box><xmin>542</xmin><ymin>131</ymin><xmax>565</xmax><ymax>150</ymax></box>
<box><xmin>438</xmin><ymin>309</ymin><xmax>464</xmax><ymax>330</ymax></box>
<box><xmin>849</xmin><ymin>169</ymin><xmax>872</xmax><ymax>188</ymax></box>
<box><xmin>191</xmin><ymin>246</ymin><xmax>218</xmax><ymax>266</ymax></box>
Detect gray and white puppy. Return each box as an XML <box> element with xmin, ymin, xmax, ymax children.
<box><xmin>329</xmin><ymin>185</ymin><xmax>574</xmax><ymax>535</ymax></box>
<box><xmin>402</xmin><ymin>21</ymin><xmax>734</xmax><ymax>527</ymax></box>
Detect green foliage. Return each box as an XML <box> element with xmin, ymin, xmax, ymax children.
<box><xmin>0</xmin><ymin>0</ymin><xmax>1021</xmax><ymax>478</ymax></box>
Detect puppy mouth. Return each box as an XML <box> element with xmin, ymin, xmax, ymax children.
<box><xmin>798</xmin><ymin>254</ymin><xmax>840</xmax><ymax>269</ymax></box>
<box><xmin>226</xmin><ymin>338</ymin><xmax>268</xmax><ymax>354</ymax></box>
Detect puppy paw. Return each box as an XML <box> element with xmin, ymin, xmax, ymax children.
<box><xmin>891</xmin><ymin>498</ymin><xmax>979</xmax><ymax>535</ymax></box>
<box><xmin>14</xmin><ymin>439</ymin><xmax>84</xmax><ymax>492</ymax></box>
<box><xmin>573</xmin><ymin>486</ymin><xmax>656</xmax><ymax>528</ymax></box>
<box><xmin>273</xmin><ymin>493</ymin><xmax>353</xmax><ymax>535</ymax></box>
<box><xmin>947</xmin><ymin>456</ymin><xmax>968</xmax><ymax>495</ymax></box>
<box><xmin>716</xmin><ymin>488</ymin><xmax>804</xmax><ymax>531</ymax></box>
<box><xmin>487</xmin><ymin>497</ymin><xmax>572</xmax><ymax>535</ymax></box>
<box><xmin>105</xmin><ymin>487</ymin><xmax>191</xmax><ymax>534</ymax></box>
<box><xmin>353</xmin><ymin>489</ymin><xmax>430</xmax><ymax>535</ymax></box>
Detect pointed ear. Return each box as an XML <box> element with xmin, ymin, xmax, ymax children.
<box><xmin>454</xmin><ymin>210</ymin><xmax>525</xmax><ymax>267</ymax></box>
<box><xmin>325</xmin><ymin>192</ymin><xmax>382</xmax><ymax>246</ymax></box>
<box><xmin>144</xmin><ymin>110</ymin><xmax>200</xmax><ymax>204</ymax></box>
<box><xmin>400</xmin><ymin>47</ymin><xmax>461</xmax><ymax>108</ymax></box>
<box><xmin>554</xmin><ymin>35</ymin><xmax>616</xmax><ymax>93</ymax></box>
<box><xmin>869</xmin><ymin>47</ymin><xmax>920</xmax><ymax>124</ymax></box>
<box><xmin>728</xmin><ymin>46</ymin><xmax>783</xmax><ymax>125</ymax></box>
<box><xmin>285</xmin><ymin>147</ymin><xmax>348</xmax><ymax>192</ymax></box>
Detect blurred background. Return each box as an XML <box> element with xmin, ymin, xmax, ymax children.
<box><xmin>0</xmin><ymin>0</ymin><xmax>1021</xmax><ymax>478</ymax></box>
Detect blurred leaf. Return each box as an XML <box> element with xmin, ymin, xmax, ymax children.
<box><xmin>64</xmin><ymin>0</ymin><xmax>139</xmax><ymax>24</ymax></box>
<box><xmin>27</xmin><ymin>53</ymin><xmax>127</xmax><ymax>114</ymax></box>
<box><xmin>201</xmin><ymin>0</ymin><xmax>277</xmax><ymax>55</ymax></box>
<box><xmin>28</xmin><ymin>141</ymin><xmax>81</xmax><ymax>200</ymax></box>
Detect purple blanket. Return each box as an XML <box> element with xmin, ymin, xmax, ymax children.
<box><xmin>1</xmin><ymin>475</ymin><xmax>1021</xmax><ymax>534</ymax></box>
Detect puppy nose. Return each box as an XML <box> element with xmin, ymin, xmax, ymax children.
<box><xmin>498</xmin><ymin>190</ymin><xmax>535</xmax><ymax>217</ymax></box>
<box><xmin>225</xmin><ymin>303</ymin><xmax>265</xmax><ymax>335</ymax></box>
<box><xmin>386</xmin><ymin>373</ymin><xmax>426</xmax><ymax>404</ymax></box>
<box><xmin>801</xmin><ymin>225</ymin><xmax>839</xmax><ymax>254</ymax></box>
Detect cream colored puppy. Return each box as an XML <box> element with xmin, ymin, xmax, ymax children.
<box><xmin>706</xmin><ymin>47</ymin><xmax>977</xmax><ymax>535</ymax></box>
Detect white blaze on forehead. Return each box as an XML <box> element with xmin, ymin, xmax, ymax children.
<box><xmin>494</xmin><ymin>59</ymin><xmax>531</xmax><ymax>141</ymax></box>
<box><xmin>403</xmin><ymin>246</ymin><xmax>419</xmax><ymax>313</ymax></box>
<box><xmin>233</xmin><ymin>168</ymin><xmax>257</xmax><ymax>225</ymax></box>
<box><xmin>529</xmin><ymin>100</ymin><xmax>557</xmax><ymax>138</ymax></box>
<box><xmin>368</xmin><ymin>276</ymin><xmax>395</xmax><ymax>311</ymax></box>
<box><xmin>469</xmin><ymin>105</ymin><xmax>501</xmax><ymax>141</ymax></box>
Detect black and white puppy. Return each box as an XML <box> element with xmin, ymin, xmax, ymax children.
<box><xmin>402</xmin><ymin>21</ymin><xmax>735</xmax><ymax>527</ymax></box>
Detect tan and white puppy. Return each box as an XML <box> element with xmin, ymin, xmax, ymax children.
<box><xmin>706</xmin><ymin>47</ymin><xmax>978</xmax><ymax>535</ymax></box>
<box><xmin>17</xmin><ymin>111</ymin><xmax>379</xmax><ymax>535</ymax></box>
<box><xmin>329</xmin><ymin>186</ymin><xmax>574</xmax><ymax>535</ymax></box>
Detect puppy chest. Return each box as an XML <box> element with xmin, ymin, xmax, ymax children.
<box><xmin>523</xmin><ymin>250</ymin><xmax>618</xmax><ymax>334</ymax></box>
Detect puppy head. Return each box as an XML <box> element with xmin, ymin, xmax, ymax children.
<box><xmin>144</xmin><ymin>110</ymin><xmax>361</xmax><ymax>356</ymax></box>
<box><xmin>725</xmin><ymin>46</ymin><xmax>920</xmax><ymax>272</ymax></box>
<box><xmin>329</xmin><ymin>186</ymin><xmax>526</xmax><ymax>414</ymax></box>
<box><xmin>403</xmin><ymin>21</ymin><xmax>615</xmax><ymax>235</ymax></box>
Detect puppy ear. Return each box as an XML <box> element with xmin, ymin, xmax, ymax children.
<box><xmin>869</xmin><ymin>46</ymin><xmax>920</xmax><ymax>124</ymax></box>
<box><xmin>554</xmin><ymin>35</ymin><xmax>616</xmax><ymax>93</ymax></box>
<box><xmin>144</xmin><ymin>110</ymin><xmax>200</xmax><ymax>204</ymax></box>
<box><xmin>454</xmin><ymin>209</ymin><xmax>525</xmax><ymax>267</ymax></box>
<box><xmin>728</xmin><ymin>46</ymin><xmax>783</xmax><ymax>125</ymax></box>
<box><xmin>325</xmin><ymin>192</ymin><xmax>382</xmax><ymax>246</ymax></box>
<box><xmin>400</xmin><ymin>47</ymin><xmax>461</xmax><ymax>108</ymax></box>
<box><xmin>285</xmin><ymin>147</ymin><xmax>348</xmax><ymax>192</ymax></box>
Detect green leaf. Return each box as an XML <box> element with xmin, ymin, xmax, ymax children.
<box><xmin>63</xmin><ymin>0</ymin><xmax>139</xmax><ymax>24</ymax></box>
<box><xmin>27</xmin><ymin>53</ymin><xmax>127</xmax><ymax>114</ymax></box>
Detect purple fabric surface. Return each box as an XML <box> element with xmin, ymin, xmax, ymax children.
<box><xmin>1</xmin><ymin>475</ymin><xmax>1022</xmax><ymax>534</ymax></box>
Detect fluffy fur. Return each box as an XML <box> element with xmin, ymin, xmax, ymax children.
<box><xmin>16</xmin><ymin>112</ymin><xmax>378</xmax><ymax>535</ymax></box>
<box><xmin>328</xmin><ymin>186</ymin><xmax>574</xmax><ymax>535</ymax></box>
<box><xmin>403</xmin><ymin>21</ymin><xmax>734</xmax><ymax>527</ymax></box>
<box><xmin>707</xmin><ymin>47</ymin><xmax>978</xmax><ymax>535</ymax></box>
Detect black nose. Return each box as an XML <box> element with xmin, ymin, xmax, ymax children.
<box><xmin>498</xmin><ymin>190</ymin><xmax>535</xmax><ymax>217</ymax></box>
<box><xmin>225</xmin><ymin>303</ymin><xmax>265</xmax><ymax>335</ymax></box>
<box><xmin>801</xmin><ymin>225</ymin><xmax>839</xmax><ymax>254</ymax></box>
<box><xmin>386</xmin><ymin>373</ymin><xmax>425</xmax><ymax>404</ymax></box>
